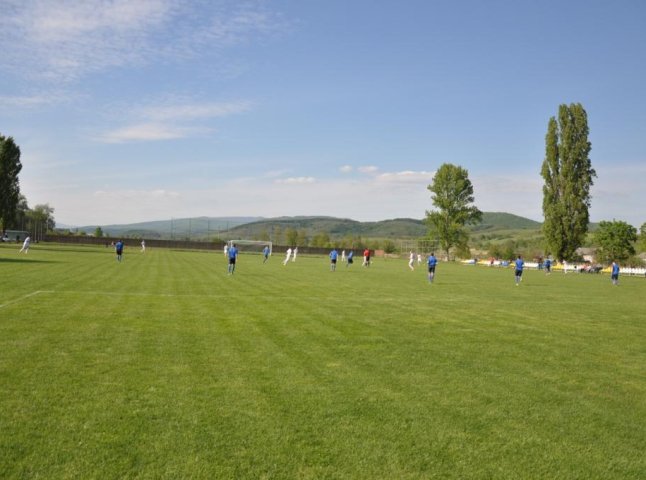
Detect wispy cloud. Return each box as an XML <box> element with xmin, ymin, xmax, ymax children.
<box><xmin>375</xmin><ymin>170</ymin><xmax>436</xmax><ymax>184</ymax></box>
<box><xmin>358</xmin><ymin>165</ymin><xmax>379</xmax><ymax>174</ymax></box>
<box><xmin>0</xmin><ymin>93</ymin><xmax>73</xmax><ymax>108</ymax></box>
<box><xmin>137</xmin><ymin>100</ymin><xmax>253</xmax><ymax>122</ymax></box>
<box><xmin>97</xmin><ymin>123</ymin><xmax>209</xmax><ymax>143</ymax></box>
<box><xmin>339</xmin><ymin>165</ymin><xmax>353</xmax><ymax>173</ymax></box>
<box><xmin>96</xmin><ymin>98</ymin><xmax>250</xmax><ymax>142</ymax></box>
<box><xmin>0</xmin><ymin>0</ymin><xmax>286</xmax><ymax>83</ymax></box>
<box><xmin>275</xmin><ymin>177</ymin><xmax>316</xmax><ymax>184</ymax></box>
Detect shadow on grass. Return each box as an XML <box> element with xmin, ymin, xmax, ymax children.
<box><xmin>26</xmin><ymin>246</ymin><xmax>112</xmax><ymax>254</ymax></box>
<box><xmin>170</xmin><ymin>249</ymin><xmax>213</xmax><ymax>254</ymax></box>
<box><xmin>0</xmin><ymin>257</ymin><xmax>60</xmax><ymax>264</ymax></box>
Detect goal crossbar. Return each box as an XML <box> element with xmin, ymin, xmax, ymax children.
<box><xmin>227</xmin><ymin>239</ymin><xmax>272</xmax><ymax>255</ymax></box>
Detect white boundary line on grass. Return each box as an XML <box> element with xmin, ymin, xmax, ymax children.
<box><xmin>0</xmin><ymin>290</ymin><xmax>54</xmax><ymax>309</ymax></box>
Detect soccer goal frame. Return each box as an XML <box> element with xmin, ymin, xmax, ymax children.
<box><xmin>399</xmin><ymin>239</ymin><xmax>439</xmax><ymax>255</ymax></box>
<box><xmin>227</xmin><ymin>239</ymin><xmax>272</xmax><ymax>255</ymax></box>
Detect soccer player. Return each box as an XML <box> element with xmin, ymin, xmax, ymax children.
<box><xmin>408</xmin><ymin>251</ymin><xmax>415</xmax><ymax>271</ymax></box>
<box><xmin>292</xmin><ymin>246</ymin><xmax>298</xmax><ymax>262</ymax></box>
<box><xmin>115</xmin><ymin>240</ymin><xmax>124</xmax><ymax>262</ymax></box>
<box><xmin>330</xmin><ymin>248</ymin><xmax>338</xmax><ymax>271</ymax></box>
<box><xmin>346</xmin><ymin>250</ymin><xmax>354</xmax><ymax>267</ymax></box>
<box><xmin>514</xmin><ymin>255</ymin><xmax>524</xmax><ymax>286</ymax></box>
<box><xmin>228</xmin><ymin>243</ymin><xmax>238</xmax><ymax>275</ymax></box>
<box><xmin>363</xmin><ymin>248</ymin><xmax>370</xmax><ymax>267</ymax></box>
<box><xmin>283</xmin><ymin>247</ymin><xmax>292</xmax><ymax>265</ymax></box>
<box><xmin>611</xmin><ymin>260</ymin><xmax>620</xmax><ymax>285</ymax></box>
<box><xmin>141</xmin><ymin>239</ymin><xmax>146</xmax><ymax>253</ymax></box>
<box><xmin>427</xmin><ymin>252</ymin><xmax>437</xmax><ymax>283</ymax></box>
<box><xmin>341</xmin><ymin>250</ymin><xmax>346</xmax><ymax>262</ymax></box>
<box><xmin>544</xmin><ymin>257</ymin><xmax>551</xmax><ymax>274</ymax></box>
<box><xmin>263</xmin><ymin>245</ymin><xmax>270</xmax><ymax>263</ymax></box>
<box><xmin>224</xmin><ymin>244</ymin><xmax>229</xmax><ymax>257</ymax></box>
<box><xmin>18</xmin><ymin>235</ymin><xmax>31</xmax><ymax>253</ymax></box>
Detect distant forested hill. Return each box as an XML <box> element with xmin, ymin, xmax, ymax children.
<box><xmin>71</xmin><ymin>212</ymin><xmax>544</xmax><ymax>241</ymax></box>
<box><xmin>473</xmin><ymin>212</ymin><xmax>541</xmax><ymax>231</ymax></box>
<box><xmin>227</xmin><ymin>212</ymin><xmax>542</xmax><ymax>241</ymax></box>
<box><xmin>76</xmin><ymin>217</ymin><xmax>261</xmax><ymax>239</ymax></box>
<box><xmin>226</xmin><ymin>216</ymin><xmax>428</xmax><ymax>240</ymax></box>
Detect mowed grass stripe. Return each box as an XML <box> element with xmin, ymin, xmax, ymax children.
<box><xmin>1</xmin><ymin>243</ymin><xmax>645</xmax><ymax>478</ymax></box>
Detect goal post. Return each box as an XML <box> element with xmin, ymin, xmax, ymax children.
<box><xmin>399</xmin><ymin>239</ymin><xmax>439</xmax><ymax>255</ymax></box>
<box><xmin>227</xmin><ymin>239</ymin><xmax>272</xmax><ymax>255</ymax></box>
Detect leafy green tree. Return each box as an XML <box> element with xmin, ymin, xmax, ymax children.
<box><xmin>257</xmin><ymin>229</ymin><xmax>270</xmax><ymax>242</ymax></box>
<box><xmin>297</xmin><ymin>229</ymin><xmax>308</xmax><ymax>247</ymax></box>
<box><xmin>28</xmin><ymin>204</ymin><xmax>56</xmax><ymax>233</ymax></box>
<box><xmin>272</xmin><ymin>226</ymin><xmax>283</xmax><ymax>245</ymax></box>
<box><xmin>455</xmin><ymin>243</ymin><xmax>472</xmax><ymax>260</ymax></box>
<box><xmin>426</xmin><ymin>163</ymin><xmax>482</xmax><ymax>260</ymax></box>
<box><xmin>541</xmin><ymin>103</ymin><xmax>596</xmax><ymax>261</ymax></box>
<box><xmin>594</xmin><ymin>220</ymin><xmax>637</xmax><ymax>263</ymax></box>
<box><xmin>0</xmin><ymin>134</ymin><xmax>22</xmax><ymax>230</ymax></box>
<box><xmin>285</xmin><ymin>227</ymin><xmax>299</xmax><ymax>246</ymax></box>
<box><xmin>94</xmin><ymin>227</ymin><xmax>104</xmax><ymax>238</ymax></box>
<box><xmin>383</xmin><ymin>240</ymin><xmax>396</xmax><ymax>254</ymax></box>
<box><xmin>501</xmin><ymin>240</ymin><xmax>516</xmax><ymax>261</ymax></box>
<box><xmin>638</xmin><ymin>222</ymin><xmax>646</xmax><ymax>253</ymax></box>
<box><xmin>13</xmin><ymin>194</ymin><xmax>30</xmax><ymax>230</ymax></box>
<box><xmin>311</xmin><ymin>232</ymin><xmax>330</xmax><ymax>248</ymax></box>
<box><xmin>488</xmin><ymin>243</ymin><xmax>503</xmax><ymax>259</ymax></box>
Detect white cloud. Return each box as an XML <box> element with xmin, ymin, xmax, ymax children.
<box><xmin>358</xmin><ymin>165</ymin><xmax>379</xmax><ymax>174</ymax></box>
<box><xmin>0</xmin><ymin>93</ymin><xmax>72</xmax><ymax>108</ymax></box>
<box><xmin>94</xmin><ymin>98</ymin><xmax>250</xmax><ymax>143</ymax></box>
<box><xmin>375</xmin><ymin>170</ymin><xmax>436</xmax><ymax>184</ymax></box>
<box><xmin>0</xmin><ymin>0</ymin><xmax>286</xmax><ymax>83</ymax></box>
<box><xmin>0</xmin><ymin>0</ymin><xmax>173</xmax><ymax>82</ymax></box>
<box><xmin>97</xmin><ymin>123</ymin><xmax>209</xmax><ymax>143</ymax></box>
<box><xmin>137</xmin><ymin>100</ymin><xmax>253</xmax><ymax>122</ymax></box>
<box><xmin>339</xmin><ymin>165</ymin><xmax>353</xmax><ymax>173</ymax></box>
<box><xmin>274</xmin><ymin>177</ymin><xmax>316</xmax><ymax>184</ymax></box>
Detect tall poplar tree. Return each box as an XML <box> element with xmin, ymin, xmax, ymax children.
<box><xmin>541</xmin><ymin>103</ymin><xmax>596</xmax><ymax>261</ymax></box>
<box><xmin>0</xmin><ymin>134</ymin><xmax>22</xmax><ymax>230</ymax></box>
<box><xmin>426</xmin><ymin>163</ymin><xmax>482</xmax><ymax>260</ymax></box>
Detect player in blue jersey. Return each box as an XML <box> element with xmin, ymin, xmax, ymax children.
<box><xmin>329</xmin><ymin>248</ymin><xmax>338</xmax><ymax>271</ymax></box>
<box><xmin>544</xmin><ymin>257</ymin><xmax>551</xmax><ymax>274</ymax></box>
<box><xmin>514</xmin><ymin>255</ymin><xmax>524</xmax><ymax>285</ymax></box>
<box><xmin>263</xmin><ymin>245</ymin><xmax>270</xmax><ymax>263</ymax></box>
<box><xmin>228</xmin><ymin>243</ymin><xmax>238</xmax><ymax>274</ymax></box>
<box><xmin>115</xmin><ymin>240</ymin><xmax>124</xmax><ymax>262</ymax></box>
<box><xmin>427</xmin><ymin>252</ymin><xmax>437</xmax><ymax>283</ymax></box>
<box><xmin>346</xmin><ymin>250</ymin><xmax>354</xmax><ymax>267</ymax></box>
<box><xmin>611</xmin><ymin>260</ymin><xmax>620</xmax><ymax>285</ymax></box>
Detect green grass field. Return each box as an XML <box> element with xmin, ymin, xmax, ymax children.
<box><xmin>1</xmin><ymin>243</ymin><xmax>644</xmax><ymax>479</ymax></box>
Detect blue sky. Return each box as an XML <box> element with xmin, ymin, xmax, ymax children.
<box><xmin>1</xmin><ymin>0</ymin><xmax>644</xmax><ymax>226</ymax></box>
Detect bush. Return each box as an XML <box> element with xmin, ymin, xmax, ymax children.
<box><xmin>383</xmin><ymin>240</ymin><xmax>396</xmax><ymax>254</ymax></box>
